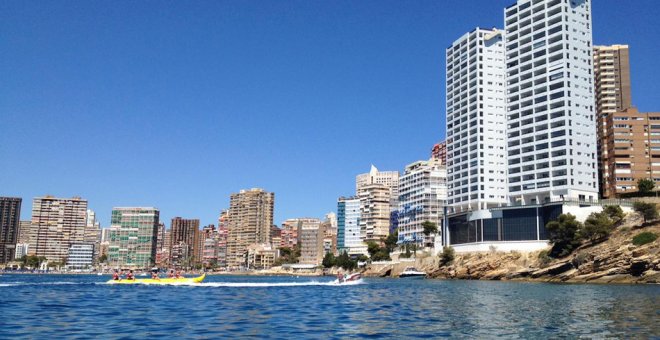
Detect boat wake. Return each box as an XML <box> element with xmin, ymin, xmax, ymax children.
<box><xmin>0</xmin><ymin>281</ymin><xmax>95</xmax><ymax>287</ymax></box>
<box><xmin>0</xmin><ymin>279</ymin><xmax>365</xmax><ymax>288</ymax></box>
<box><xmin>166</xmin><ymin>279</ymin><xmax>365</xmax><ymax>288</ymax></box>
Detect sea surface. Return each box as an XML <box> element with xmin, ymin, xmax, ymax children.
<box><xmin>1</xmin><ymin>274</ymin><xmax>659</xmax><ymax>338</ymax></box>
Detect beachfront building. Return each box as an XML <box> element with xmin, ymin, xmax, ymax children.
<box><xmin>444</xmin><ymin>0</ymin><xmax>600</xmax><ymax>252</ymax></box>
<box><xmin>505</xmin><ymin>0</ymin><xmax>598</xmax><ymax>204</ymax></box>
<box><xmin>397</xmin><ymin>158</ymin><xmax>447</xmax><ymax>247</ymax></box>
<box><xmin>246</xmin><ymin>243</ymin><xmax>277</xmax><ymax>269</ymax></box>
<box><xmin>169</xmin><ymin>217</ymin><xmax>200</xmax><ymax>268</ymax></box>
<box><xmin>29</xmin><ymin>196</ymin><xmax>87</xmax><ymax>263</ymax></box>
<box><xmin>604</xmin><ymin>108</ymin><xmax>660</xmax><ymax>196</ymax></box>
<box><xmin>358</xmin><ymin>184</ymin><xmax>391</xmax><ymax>244</ymax></box>
<box><xmin>0</xmin><ymin>197</ymin><xmax>22</xmax><ymax>263</ymax></box>
<box><xmin>217</xmin><ymin>211</ymin><xmax>228</xmax><ymax>268</ymax></box>
<box><xmin>201</xmin><ymin>224</ymin><xmax>219</xmax><ymax>267</ymax></box>
<box><xmin>107</xmin><ymin>207</ymin><xmax>159</xmax><ymax>269</ymax></box>
<box><xmin>17</xmin><ymin>220</ymin><xmax>31</xmax><ymax>244</ymax></box>
<box><xmin>84</xmin><ymin>209</ymin><xmax>101</xmax><ymax>261</ymax></box>
<box><xmin>14</xmin><ymin>243</ymin><xmax>29</xmax><ymax>260</ymax></box>
<box><xmin>445</xmin><ymin>27</ymin><xmax>508</xmax><ymax>214</ymax></box>
<box><xmin>593</xmin><ymin>45</ymin><xmax>636</xmax><ymax>197</ymax></box>
<box><xmin>337</xmin><ymin>196</ymin><xmax>365</xmax><ymax>255</ymax></box>
<box><xmin>226</xmin><ymin>188</ymin><xmax>274</xmax><ymax>268</ymax></box>
<box><xmin>66</xmin><ymin>243</ymin><xmax>94</xmax><ymax>270</ymax></box>
<box><xmin>431</xmin><ymin>141</ymin><xmax>447</xmax><ymax>164</ymax></box>
<box><xmin>280</xmin><ymin>218</ymin><xmax>300</xmax><ymax>249</ymax></box>
<box><xmin>298</xmin><ymin>218</ymin><xmax>323</xmax><ymax>265</ymax></box>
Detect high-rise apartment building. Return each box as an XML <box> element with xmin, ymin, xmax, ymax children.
<box><xmin>200</xmin><ymin>224</ymin><xmax>219</xmax><ymax>267</ymax></box>
<box><xmin>356</xmin><ymin>165</ymin><xmax>399</xmax><ymax>204</ymax></box>
<box><xmin>17</xmin><ymin>220</ymin><xmax>31</xmax><ymax>244</ymax></box>
<box><xmin>226</xmin><ymin>188</ymin><xmax>274</xmax><ymax>268</ymax></box>
<box><xmin>337</xmin><ymin>196</ymin><xmax>363</xmax><ymax>255</ymax></box>
<box><xmin>505</xmin><ymin>0</ymin><xmax>598</xmax><ymax>204</ymax></box>
<box><xmin>358</xmin><ymin>184</ymin><xmax>391</xmax><ymax>243</ymax></box>
<box><xmin>298</xmin><ymin>218</ymin><xmax>323</xmax><ymax>265</ymax></box>
<box><xmin>107</xmin><ymin>207</ymin><xmax>159</xmax><ymax>269</ymax></box>
<box><xmin>604</xmin><ymin>108</ymin><xmax>660</xmax><ymax>195</ymax></box>
<box><xmin>217</xmin><ymin>211</ymin><xmax>228</xmax><ymax>268</ymax></box>
<box><xmin>594</xmin><ymin>45</ymin><xmax>632</xmax><ymax>197</ymax></box>
<box><xmin>84</xmin><ymin>209</ymin><xmax>101</xmax><ymax>260</ymax></box>
<box><xmin>0</xmin><ymin>197</ymin><xmax>22</xmax><ymax>263</ymax></box>
<box><xmin>30</xmin><ymin>196</ymin><xmax>87</xmax><ymax>262</ymax></box>
<box><xmin>446</xmin><ymin>28</ymin><xmax>508</xmax><ymax>213</ymax></box>
<box><xmin>280</xmin><ymin>218</ymin><xmax>300</xmax><ymax>249</ymax></box>
<box><xmin>431</xmin><ymin>141</ymin><xmax>447</xmax><ymax>164</ymax></box>
<box><xmin>397</xmin><ymin>158</ymin><xmax>447</xmax><ymax>246</ymax></box>
<box><xmin>169</xmin><ymin>217</ymin><xmax>200</xmax><ymax>268</ymax></box>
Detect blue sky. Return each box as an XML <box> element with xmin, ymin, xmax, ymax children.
<box><xmin>1</xmin><ymin>0</ymin><xmax>659</xmax><ymax>228</ymax></box>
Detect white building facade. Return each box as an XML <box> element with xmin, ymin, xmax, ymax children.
<box><xmin>66</xmin><ymin>243</ymin><xmax>94</xmax><ymax>270</ymax></box>
<box><xmin>504</xmin><ymin>0</ymin><xmax>598</xmax><ymax>204</ymax></box>
<box><xmin>337</xmin><ymin>197</ymin><xmax>365</xmax><ymax>255</ymax></box>
<box><xmin>446</xmin><ymin>28</ymin><xmax>508</xmax><ymax>213</ymax></box>
<box><xmin>397</xmin><ymin>158</ymin><xmax>448</xmax><ymax>246</ymax></box>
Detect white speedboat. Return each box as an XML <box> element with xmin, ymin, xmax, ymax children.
<box><xmin>399</xmin><ymin>267</ymin><xmax>426</xmax><ymax>278</ymax></box>
<box><xmin>335</xmin><ymin>272</ymin><xmax>362</xmax><ymax>284</ymax></box>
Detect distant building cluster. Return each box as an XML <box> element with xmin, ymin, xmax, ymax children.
<box><xmin>2</xmin><ymin>0</ymin><xmax>657</xmax><ymax>269</ymax></box>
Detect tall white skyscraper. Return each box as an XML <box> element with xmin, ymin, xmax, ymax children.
<box><xmin>446</xmin><ymin>28</ymin><xmax>508</xmax><ymax>213</ymax></box>
<box><xmin>504</xmin><ymin>0</ymin><xmax>598</xmax><ymax>204</ymax></box>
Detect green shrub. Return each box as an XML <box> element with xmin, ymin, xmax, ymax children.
<box><xmin>632</xmin><ymin>232</ymin><xmax>658</xmax><ymax>246</ymax></box>
<box><xmin>439</xmin><ymin>246</ymin><xmax>455</xmax><ymax>266</ymax></box>
<box><xmin>572</xmin><ymin>252</ymin><xmax>589</xmax><ymax>268</ymax></box>
<box><xmin>537</xmin><ymin>250</ymin><xmax>552</xmax><ymax>268</ymax></box>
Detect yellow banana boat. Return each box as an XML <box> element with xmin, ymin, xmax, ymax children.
<box><xmin>107</xmin><ymin>273</ymin><xmax>206</xmax><ymax>285</ymax></box>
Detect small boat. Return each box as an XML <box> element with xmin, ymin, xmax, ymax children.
<box><xmin>399</xmin><ymin>267</ymin><xmax>426</xmax><ymax>278</ymax></box>
<box><xmin>97</xmin><ymin>272</ymin><xmax>103</xmax><ymax>276</ymax></box>
<box><xmin>335</xmin><ymin>272</ymin><xmax>362</xmax><ymax>284</ymax></box>
<box><xmin>107</xmin><ymin>273</ymin><xmax>206</xmax><ymax>285</ymax></box>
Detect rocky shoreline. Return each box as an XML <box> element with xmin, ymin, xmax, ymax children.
<box><xmin>363</xmin><ymin>215</ymin><xmax>660</xmax><ymax>284</ymax></box>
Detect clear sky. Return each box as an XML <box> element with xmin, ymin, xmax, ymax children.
<box><xmin>1</xmin><ymin>1</ymin><xmax>659</xmax><ymax>228</ymax></box>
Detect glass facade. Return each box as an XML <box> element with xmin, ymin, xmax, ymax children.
<box><xmin>447</xmin><ymin>203</ymin><xmax>563</xmax><ymax>245</ymax></box>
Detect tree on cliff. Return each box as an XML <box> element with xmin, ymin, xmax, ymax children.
<box><xmin>603</xmin><ymin>205</ymin><xmax>624</xmax><ymax>224</ymax></box>
<box><xmin>546</xmin><ymin>213</ymin><xmax>583</xmax><ymax>257</ymax></box>
<box><xmin>367</xmin><ymin>241</ymin><xmax>391</xmax><ymax>262</ymax></box>
<box><xmin>633</xmin><ymin>201</ymin><xmax>658</xmax><ymax>224</ymax></box>
<box><xmin>581</xmin><ymin>212</ymin><xmax>614</xmax><ymax>243</ymax></box>
<box><xmin>637</xmin><ymin>178</ymin><xmax>655</xmax><ymax>194</ymax></box>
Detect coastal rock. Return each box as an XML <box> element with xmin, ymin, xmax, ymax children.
<box><xmin>530</xmin><ymin>261</ymin><xmax>574</xmax><ymax>278</ymax></box>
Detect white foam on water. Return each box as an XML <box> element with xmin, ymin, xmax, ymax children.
<box><xmin>189</xmin><ymin>279</ymin><xmax>365</xmax><ymax>288</ymax></box>
<box><xmin>102</xmin><ymin>279</ymin><xmax>365</xmax><ymax>287</ymax></box>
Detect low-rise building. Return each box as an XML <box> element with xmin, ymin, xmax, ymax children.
<box><xmin>66</xmin><ymin>244</ymin><xmax>94</xmax><ymax>270</ymax></box>
<box><xmin>246</xmin><ymin>243</ymin><xmax>277</xmax><ymax>269</ymax></box>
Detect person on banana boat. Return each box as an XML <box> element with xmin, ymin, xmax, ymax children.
<box><xmin>112</xmin><ymin>269</ymin><xmax>120</xmax><ymax>281</ymax></box>
<box><xmin>126</xmin><ymin>269</ymin><xmax>135</xmax><ymax>281</ymax></box>
<box><xmin>168</xmin><ymin>269</ymin><xmax>175</xmax><ymax>278</ymax></box>
<box><xmin>175</xmin><ymin>270</ymin><xmax>182</xmax><ymax>279</ymax></box>
<box><xmin>150</xmin><ymin>268</ymin><xmax>160</xmax><ymax>280</ymax></box>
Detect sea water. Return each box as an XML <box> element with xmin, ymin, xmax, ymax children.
<box><xmin>1</xmin><ymin>274</ymin><xmax>658</xmax><ymax>338</ymax></box>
